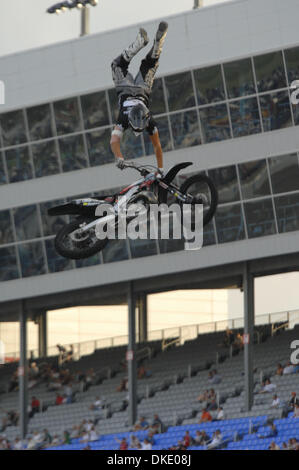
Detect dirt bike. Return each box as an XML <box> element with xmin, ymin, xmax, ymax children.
<box><xmin>48</xmin><ymin>161</ymin><xmax>218</xmax><ymax>260</ymax></box>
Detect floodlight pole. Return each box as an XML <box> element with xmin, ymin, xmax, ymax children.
<box><xmin>19</xmin><ymin>300</ymin><xmax>28</xmax><ymax>440</ymax></box>
<box><xmin>193</xmin><ymin>0</ymin><xmax>204</xmax><ymax>8</ymax></box>
<box><xmin>81</xmin><ymin>6</ymin><xmax>90</xmax><ymax>36</ymax></box>
<box><xmin>128</xmin><ymin>282</ymin><xmax>137</xmax><ymax>427</ymax></box>
<box><xmin>243</xmin><ymin>262</ymin><xmax>254</xmax><ymax>412</ymax></box>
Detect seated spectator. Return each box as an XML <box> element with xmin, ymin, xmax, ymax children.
<box><xmin>149</xmin><ymin>414</ymin><xmax>164</xmax><ymax>434</ymax></box>
<box><xmin>49</xmin><ymin>435</ymin><xmax>61</xmax><ymax>447</ymax></box>
<box><xmin>137</xmin><ymin>365</ymin><xmax>152</xmax><ymax>379</ymax></box>
<box><xmin>215</xmin><ymin>407</ymin><xmax>225</xmax><ymax>420</ymax></box>
<box><xmin>66</xmin><ymin>345</ymin><xmax>74</xmax><ymax>362</ymax></box>
<box><xmin>6</xmin><ymin>410</ymin><xmax>19</xmax><ymax>427</ymax></box>
<box><xmin>12</xmin><ymin>437</ymin><xmax>23</xmax><ymax>450</ymax></box>
<box><xmin>234</xmin><ymin>333</ymin><xmax>244</xmax><ymax>352</ymax></box>
<box><xmin>27</xmin><ymin>431</ymin><xmax>44</xmax><ymax>450</ymax></box>
<box><xmin>199</xmin><ymin>408</ymin><xmax>212</xmax><ymax>423</ymax></box>
<box><xmin>258</xmin><ymin>379</ymin><xmax>276</xmax><ymax>394</ymax></box>
<box><xmin>258</xmin><ymin>423</ymin><xmax>278</xmax><ymax>439</ymax></box>
<box><xmin>129</xmin><ymin>435</ymin><xmax>140</xmax><ymax>449</ymax></box>
<box><xmin>293</xmin><ymin>403</ymin><xmax>299</xmax><ymax>418</ymax></box>
<box><xmin>207</xmin><ymin>430</ymin><xmax>223</xmax><ymax>449</ymax></box>
<box><xmin>207</xmin><ymin>396</ymin><xmax>218</xmax><ymax>411</ymax></box>
<box><xmin>270</xmin><ymin>394</ymin><xmax>281</xmax><ymax>409</ymax></box>
<box><xmin>208</xmin><ymin>370</ymin><xmax>222</xmax><ymax>385</ymax></box>
<box><xmin>90</xmin><ymin>396</ymin><xmax>103</xmax><ymax>411</ymax></box>
<box><xmin>141</xmin><ymin>438</ymin><xmax>152</xmax><ymax>450</ymax></box>
<box><xmin>147</xmin><ymin>430</ymin><xmax>156</xmax><ymax>445</ymax></box>
<box><xmin>283</xmin><ymin>361</ymin><xmax>295</xmax><ymax>375</ymax></box>
<box><xmin>88</xmin><ymin>426</ymin><xmax>98</xmax><ymax>442</ymax></box>
<box><xmin>70</xmin><ymin>425</ymin><xmax>80</xmax><ymax>439</ymax></box>
<box><xmin>134</xmin><ymin>416</ymin><xmax>149</xmax><ymax>431</ymax></box>
<box><xmin>0</xmin><ymin>435</ymin><xmax>10</xmax><ymax>450</ymax></box>
<box><xmin>197</xmin><ymin>389</ymin><xmax>209</xmax><ymax>403</ymax></box>
<box><xmin>194</xmin><ymin>430</ymin><xmax>203</xmax><ymax>445</ymax></box>
<box><xmin>80</xmin><ymin>431</ymin><xmax>90</xmax><ymax>444</ymax></box>
<box><xmin>42</xmin><ymin>429</ymin><xmax>52</xmax><ymax>448</ymax></box>
<box><xmin>182</xmin><ymin>430</ymin><xmax>191</xmax><ymax>448</ymax></box>
<box><xmin>269</xmin><ymin>441</ymin><xmax>280</xmax><ymax>450</ymax></box>
<box><xmin>116</xmin><ymin>378</ymin><xmax>128</xmax><ymax>393</ymax></box>
<box><xmin>276</xmin><ymin>363</ymin><xmax>284</xmax><ymax>376</ymax></box>
<box><xmin>29</xmin><ymin>396</ymin><xmax>40</xmax><ymax>418</ymax></box>
<box><xmin>222</xmin><ymin>328</ymin><xmax>234</xmax><ymax>348</ymax></box>
<box><xmin>282</xmin><ymin>392</ymin><xmax>299</xmax><ymax>417</ymax></box>
<box><xmin>115</xmin><ymin>437</ymin><xmax>128</xmax><ymax>450</ymax></box>
<box><xmin>55</xmin><ymin>393</ymin><xmax>64</xmax><ymax>406</ymax></box>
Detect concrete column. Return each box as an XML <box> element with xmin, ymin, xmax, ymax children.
<box><xmin>138</xmin><ymin>293</ymin><xmax>148</xmax><ymax>343</ymax></box>
<box><xmin>243</xmin><ymin>262</ymin><xmax>255</xmax><ymax>412</ymax></box>
<box><xmin>37</xmin><ymin>311</ymin><xmax>47</xmax><ymax>358</ymax></box>
<box><xmin>19</xmin><ymin>300</ymin><xmax>28</xmax><ymax>439</ymax></box>
<box><xmin>128</xmin><ymin>282</ymin><xmax>137</xmax><ymax>426</ymax></box>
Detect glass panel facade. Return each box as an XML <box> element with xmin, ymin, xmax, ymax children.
<box><xmin>129</xmin><ymin>238</ymin><xmax>158</xmax><ymax>258</ymax></box>
<box><xmin>31</xmin><ymin>140</ymin><xmax>60</xmax><ymax>178</ymax></box>
<box><xmin>0</xmin><ymin>153</ymin><xmax>6</xmax><ymax>185</ymax></box>
<box><xmin>164</xmin><ymin>71</ymin><xmax>196</xmax><ymax>111</ymax></box>
<box><xmin>121</xmin><ymin>131</ymin><xmax>144</xmax><ymax>160</ymax></box>
<box><xmin>259</xmin><ymin>91</ymin><xmax>292</xmax><ymax>132</ymax></box>
<box><xmin>39</xmin><ymin>199</ymin><xmax>68</xmax><ymax>237</ymax></box>
<box><xmin>27</xmin><ymin>104</ymin><xmax>53</xmax><ymax>141</ymax></box>
<box><xmin>0</xmin><ymin>247</ymin><xmax>19</xmax><ymax>281</ymax></box>
<box><xmin>59</xmin><ymin>135</ymin><xmax>88</xmax><ymax>172</ymax></box>
<box><xmin>170</xmin><ymin>110</ymin><xmax>201</xmax><ymax>149</ymax></box>
<box><xmin>203</xmin><ymin>220</ymin><xmax>216</xmax><ymax>247</ymax></box>
<box><xmin>238</xmin><ymin>160</ymin><xmax>271</xmax><ymax>200</ymax></box>
<box><xmin>102</xmin><ymin>239</ymin><xmax>129</xmax><ymax>263</ymax></box>
<box><xmin>5</xmin><ymin>146</ymin><xmax>33</xmax><ymax>183</ymax></box>
<box><xmin>193</xmin><ymin>65</ymin><xmax>225</xmax><ymax>105</ymax></box>
<box><xmin>0</xmin><ymin>210</ymin><xmax>14</xmax><ymax>245</ymax></box>
<box><xmin>268</xmin><ymin>153</ymin><xmax>299</xmax><ymax>194</ymax></box>
<box><xmin>208</xmin><ymin>165</ymin><xmax>240</xmax><ymax>204</ymax></box>
<box><xmin>80</xmin><ymin>91</ymin><xmax>109</xmax><ymax>130</ymax></box>
<box><xmin>284</xmin><ymin>46</ymin><xmax>299</xmax><ymax>85</ymax></box>
<box><xmin>14</xmin><ymin>205</ymin><xmax>41</xmax><ymax>241</ymax></box>
<box><xmin>144</xmin><ymin>116</ymin><xmax>172</xmax><ymax>155</ymax></box>
<box><xmin>0</xmin><ymin>110</ymin><xmax>27</xmax><ymax>147</ymax></box>
<box><xmin>215</xmin><ymin>204</ymin><xmax>245</xmax><ymax>243</ymax></box>
<box><xmin>54</xmin><ymin>97</ymin><xmax>82</xmax><ymax>135</ymax></box>
<box><xmin>18</xmin><ymin>241</ymin><xmax>46</xmax><ymax>277</ymax></box>
<box><xmin>244</xmin><ymin>199</ymin><xmax>276</xmax><ymax>238</ymax></box>
<box><xmin>223</xmin><ymin>58</ymin><xmax>255</xmax><ymax>98</ymax></box>
<box><xmin>150</xmin><ymin>78</ymin><xmax>166</xmax><ymax>115</ymax></box>
<box><xmin>45</xmin><ymin>238</ymin><xmax>73</xmax><ymax>273</ymax></box>
<box><xmin>275</xmin><ymin>193</ymin><xmax>299</xmax><ymax>234</ymax></box>
<box><xmin>229</xmin><ymin>97</ymin><xmax>261</xmax><ymax>137</ymax></box>
<box><xmin>199</xmin><ymin>104</ymin><xmax>231</xmax><ymax>143</ymax></box>
<box><xmin>86</xmin><ymin>128</ymin><xmax>114</xmax><ymax>166</ymax></box>
<box><xmin>254</xmin><ymin>51</ymin><xmax>286</xmax><ymax>92</ymax></box>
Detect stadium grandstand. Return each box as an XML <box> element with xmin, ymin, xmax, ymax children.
<box><xmin>0</xmin><ymin>0</ymin><xmax>299</xmax><ymax>451</ymax></box>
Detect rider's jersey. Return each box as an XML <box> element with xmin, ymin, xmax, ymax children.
<box><xmin>115</xmin><ymin>94</ymin><xmax>158</xmax><ymax>136</ymax></box>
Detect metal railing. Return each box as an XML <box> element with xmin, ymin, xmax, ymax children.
<box><xmin>2</xmin><ymin>308</ymin><xmax>299</xmax><ymax>364</ymax></box>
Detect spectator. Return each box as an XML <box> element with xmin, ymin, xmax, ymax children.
<box><xmin>50</xmin><ymin>435</ymin><xmax>61</xmax><ymax>447</ymax></box>
<box><xmin>134</xmin><ymin>416</ymin><xmax>149</xmax><ymax>431</ymax></box>
<box><xmin>116</xmin><ymin>378</ymin><xmax>128</xmax><ymax>393</ymax></box>
<box><xmin>66</xmin><ymin>345</ymin><xmax>74</xmax><ymax>362</ymax></box>
<box><xmin>89</xmin><ymin>396</ymin><xmax>103</xmax><ymax>411</ymax></box>
<box><xmin>215</xmin><ymin>407</ymin><xmax>225</xmax><ymax>420</ymax></box>
<box><xmin>27</xmin><ymin>431</ymin><xmax>44</xmax><ymax>450</ymax></box>
<box><xmin>207</xmin><ymin>430</ymin><xmax>223</xmax><ymax>449</ymax></box>
<box><xmin>42</xmin><ymin>429</ymin><xmax>52</xmax><ymax>447</ymax></box>
<box><xmin>55</xmin><ymin>393</ymin><xmax>64</xmax><ymax>406</ymax></box>
<box><xmin>30</xmin><ymin>396</ymin><xmax>40</xmax><ymax>417</ymax></box>
<box><xmin>282</xmin><ymin>392</ymin><xmax>299</xmax><ymax>417</ymax></box>
<box><xmin>141</xmin><ymin>438</ymin><xmax>152</xmax><ymax>450</ymax></box>
<box><xmin>234</xmin><ymin>333</ymin><xmax>244</xmax><ymax>352</ymax></box>
<box><xmin>197</xmin><ymin>389</ymin><xmax>209</xmax><ymax>403</ymax></box>
<box><xmin>283</xmin><ymin>361</ymin><xmax>295</xmax><ymax>375</ymax></box>
<box><xmin>293</xmin><ymin>403</ymin><xmax>299</xmax><ymax>418</ymax></box>
<box><xmin>13</xmin><ymin>437</ymin><xmax>23</xmax><ymax>450</ymax></box>
<box><xmin>62</xmin><ymin>430</ymin><xmax>71</xmax><ymax>445</ymax></box>
<box><xmin>258</xmin><ymin>379</ymin><xmax>276</xmax><ymax>394</ymax></box>
<box><xmin>270</xmin><ymin>394</ymin><xmax>281</xmax><ymax>409</ymax></box>
<box><xmin>209</xmin><ymin>370</ymin><xmax>222</xmax><ymax>385</ymax></box>
<box><xmin>88</xmin><ymin>427</ymin><xmax>98</xmax><ymax>442</ymax></box>
<box><xmin>199</xmin><ymin>408</ymin><xmax>212</xmax><ymax>423</ymax></box>
<box><xmin>223</xmin><ymin>328</ymin><xmax>234</xmax><ymax>348</ymax></box>
<box><xmin>269</xmin><ymin>441</ymin><xmax>280</xmax><ymax>450</ymax></box>
<box><xmin>150</xmin><ymin>414</ymin><xmax>164</xmax><ymax>433</ymax></box>
<box><xmin>258</xmin><ymin>423</ymin><xmax>278</xmax><ymax>439</ymax></box>
<box><xmin>115</xmin><ymin>437</ymin><xmax>128</xmax><ymax>450</ymax></box>
<box><xmin>276</xmin><ymin>363</ymin><xmax>284</xmax><ymax>376</ymax></box>
<box><xmin>129</xmin><ymin>435</ymin><xmax>140</xmax><ymax>449</ymax></box>
<box><xmin>182</xmin><ymin>431</ymin><xmax>191</xmax><ymax>448</ymax></box>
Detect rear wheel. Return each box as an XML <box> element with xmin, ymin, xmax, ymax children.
<box><xmin>180</xmin><ymin>174</ymin><xmax>218</xmax><ymax>227</ymax></box>
<box><xmin>54</xmin><ymin>217</ymin><xmax>108</xmax><ymax>260</ymax></box>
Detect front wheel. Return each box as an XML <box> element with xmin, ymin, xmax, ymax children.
<box><xmin>180</xmin><ymin>174</ymin><xmax>218</xmax><ymax>227</ymax></box>
<box><xmin>54</xmin><ymin>217</ymin><xmax>109</xmax><ymax>260</ymax></box>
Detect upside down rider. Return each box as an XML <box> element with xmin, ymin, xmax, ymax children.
<box><xmin>110</xmin><ymin>21</ymin><xmax>168</xmax><ymax>175</ymax></box>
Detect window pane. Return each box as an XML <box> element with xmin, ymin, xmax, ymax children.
<box><xmin>0</xmin><ymin>110</ymin><xmax>27</xmax><ymax>147</ymax></box>
<box><xmin>158</xmin><ymin>238</ymin><xmax>184</xmax><ymax>254</ymax></box>
<box><xmin>203</xmin><ymin>220</ymin><xmax>216</xmax><ymax>247</ymax></box>
<box><xmin>254</xmin><ymin>51</ymin><xmax>286</xmax><ymax>92</ymax></box>
<box><xmin>80</xmin><ymin>91</ymin><xmax>109</xmax><ymax>130</ymax></box>
<box><xmin>259</xmin><ymin>91</ymin><xmax>292</xmax><ymax>132</ymax></box>
<box><xmin>32</xmin><ymin>140</ymin><xmax>60</xmax><ymax>178</ymax></box>
<box><xmin>39</xmin><ymin>199</ymin><xmax>68</xmax><ymax>237</ymax></box>
<box><xmin>284</xmin><ymin>46</ymin><xmax>299</xmax><ymax>85</ymax></box>
<box><xmin>199</xmin><ymin>104</ymin><xmax>231</xmax><ymax>143</ymax></box>
<box><xmin>108</xmin><ymin>88</ymin><xmax>119</xmax><ymax>123</ymax></box>
<box><xmin>59</xmin><ymin>135</ymin><xmax>88</xmax><ymax>172</ymax></box>
<box><xmin>229</xmin><ymin>97</ymin><xmax>261</xmax><ymax>137</ymax></box>
<box><xmin>293</xmin><ymin>100</ymin><xmax>299</xmax><ymax>126</ymax></box>
<box><xmin>193</xmin><ymin>65</ymin><xmax>225</xmax><ymax>105</ymax></box>
<box><xmin>75</xmin><ymin>254</ymin><xmax>101</xmax><ymax>268</ymax></box>
<box><xmin>102</xmin><ymin>240</ymin><xmax>129</xmax><ymax>263</ymax></box>
<box><xmin>215</xmin><ymin>204</ymin><xmax>245</xmax><ymax>243</ymax></box>
<box><xmin>5</xmin><ymin>146</ymin><xmax>33</xmax><ymax>183</ymax></box>
<box><xmin>208</xmin><ymin>165</ymin><xmax>240</xmax><ymax>204</ymax></box>
<box><xmin>54</xmin><ymin>98</ymin><xmax>81</xmax><ymax>135</ymax></box>
<box><xmin>86</xmin><ymin>128</ymin><xmax>114</xmax><ymax>166</ymax></box>
<box><xmin>0</xmin><ymin>247</ymin><xmax>19</xmax><ymax>281</ymax></box>
<box><xmin>121</xmin><ymin>131</ymin><xmax>144</xmax><ymax>160</ymax></box>
<box><xmin>170</xmin><ymin>110</ymin><xmax>201</xmax><ymax>149</ymax></box>
<box><xmin>0</xmin><ymin>210</ymin><xmax>14</xmax><ymax>245</ymax></box>
<box><xmin>26</xmin><ymin>104</ymin><xmax>53</xmax><ymax>141</ymax></box>
<box><xmin>238</xmin><ymin>160</ymin><xmax>271</xmax><ymax>200</ymax></box>
<box><xmin>45</xmin><ymin>239</ymin><xmax>73</xmax><ymax>273</ymax></box>
<box><xmin>164</xmin><ymin>72</ymin><xmax>195</xmax><ymax>111</ymax></box>
<box><xmin>14</xmin><ymin>205</ymin><xmax>41</xmax><ymax>241</ymax></box>
<box><xmin>0</xmin><ymin>153</ymin><xmax>7</xmax><ymax>185</ymax></box>
<box><xmin>244</xmin><ymin>199</ymin><xmax>276</xmax><ymax>238</ymax></box>
<box><xmin>224</xmin><ymin>58</ymin><xmax>255</xmax><ymax>98</ymax></box>
<box><xmin>144</xmin><ymin>116</ymin><xmax>172</xmax><ymax>155</ymax></box>
<box><xmin>18</xmin><ymin>241</ymin><xmax>46</xmax><ymax>277</ymax></box>
<box><xmin>129</xmin><ymin>238</ymin><xmax>158</xmax><ymax>258</ymax></box>
<box><xmin>268</xmin><ymin>153</ymin><xmax>299</xmax><ymax>194</ymax></box>
<box><xmin>150</xmin><ymin>78</ymin><xmax>166</xmax><ymax>115</ymax></box>
<box><xmin>275</xmin><ymin>193</ymin><xmax>299</xmax><ymax>233</ymax></box>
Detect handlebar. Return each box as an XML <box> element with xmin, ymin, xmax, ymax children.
<box><xmin>122</xmin><ymin>162</ymin><xmax>162</xmax><ymax>177</ymax></box>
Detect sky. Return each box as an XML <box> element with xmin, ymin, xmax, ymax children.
<box><xmin>0</xmin><ymin>0</ymin><xmax>231</xmax><ymax>57</ymax></box>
